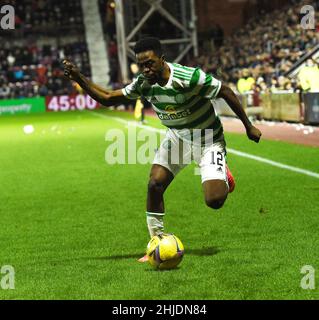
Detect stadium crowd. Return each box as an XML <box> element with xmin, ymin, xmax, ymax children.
<box><xmin>0</xmin><ymin>0</ymin><xmax>318</xmax><ymax>100</ymax></box>
<box><xmin>0</xmin><ymin>0</ymin><xmax>90</xmax><ymax>99</ymax></box>
<box><xmin>0</xmin><ymin>42</ymin><xmax>91</xmax><ymax>99</ymax></box>
<box><xmin>189</xmin><ymin>0</ymin><xmax>319</xmax><ymax>94</ymax></box>
<box><xmin>0</xmin><ymin>0</ymin><xmax>84</xmax><ymax>35</ymax></box>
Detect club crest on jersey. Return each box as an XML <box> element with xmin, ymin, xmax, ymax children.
<box><xmin>175</xmin><ymin>94</ymin><xmax>186</xmax><ymax>104</ymax></box>
<box><xmin>165</xmin><ymin>105</ymin><xmax>176</xmax><ymax>114</ymax></box>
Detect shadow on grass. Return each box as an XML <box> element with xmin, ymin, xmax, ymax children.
<box><xmin>89</xmin><ymin>246</ymin><xmax>220</xmax><ymax>261</ymax></box>
<box><xmin>188</xmin><ymin>247</ymin><xmax>220</xmax><ymax>256</ymax></box>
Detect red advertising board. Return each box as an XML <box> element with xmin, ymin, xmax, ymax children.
<box><xmin>46</xmin><ymin>95</ymin><xmax>100</xmax><ymax>112</ymax></box>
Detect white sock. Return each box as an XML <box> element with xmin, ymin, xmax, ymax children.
<box><xmin>146</xmin><ymin>212</ymin><xmax>165</xmax><ymax>237</ymax></box>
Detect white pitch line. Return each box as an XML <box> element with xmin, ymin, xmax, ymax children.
<box><xmin>90</xmin><ymin>111</ymin><xmax>319</xmax><ymax>179</ymax></box>
<box><xmin>227</xmin><ymin>149</ymin><xmax>319</xmax><ymax>179</ymax></box>
<box><xmin>91</xmin><ymin>111</ymin><xmax>166</xmax><ymax>134</ymax></box>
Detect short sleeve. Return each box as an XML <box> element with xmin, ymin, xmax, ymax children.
<box><xmin>190</xmin><ymin>68</ymin><xmax>222</xmax><ymax>99</ymax></box>
<box><xmin>122</xmin><ymin>77</ymin><xmax>141</xmax><ymax>99</ymax></box>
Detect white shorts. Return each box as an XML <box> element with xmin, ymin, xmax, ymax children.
<box><xmin>153</xmin><ymin>129</ymin><xmax>228</xmax><ymax>184</ymax></box>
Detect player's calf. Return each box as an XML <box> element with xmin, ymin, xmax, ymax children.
<box><xmin>147</xmin><ymin>165</ymin><xmax>174</xmax><ymax>212</ymax></box>
<box><xmin>203</xmin><ymin>179</ymin><xmax>228</xmax><ymax>210</ymax></box>
<box><xmin>205</xmin><ymin>195</ymin><xmax>227</xmax><ymax>210</ymax></box>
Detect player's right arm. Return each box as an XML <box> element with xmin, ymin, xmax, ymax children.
<box><xmin>62</xmin><ymin>60</ymin><xmax>129</xmax><ymax>106</ymax></box>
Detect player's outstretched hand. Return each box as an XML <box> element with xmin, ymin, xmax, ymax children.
<box><xmin>246</xmin><ymin>125</ymin><xmax>262</xmax><ymax>143</ymax></box>
<box><xmin>62</xmin><ymin>60</ymin><xmax>80</xmax><ymax>81</ymax></box>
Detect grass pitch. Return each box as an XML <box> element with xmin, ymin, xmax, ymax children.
<box><xmin>0</xmin><ymin>109</ymin><xmax>318</xmax><ymax>300</ymax></box>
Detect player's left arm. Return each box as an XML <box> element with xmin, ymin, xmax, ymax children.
<box><xmin>217</xmin><ymin>84</ymin><xmax>262</xmax><ymax>143</ymax></box>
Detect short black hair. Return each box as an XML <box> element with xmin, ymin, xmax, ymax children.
<box><xmin>133</xmin><ymin>37</ymin><xmax>162</xmax><ymax>57</ymax></box>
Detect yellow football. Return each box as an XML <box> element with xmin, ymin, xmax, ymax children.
<box><xmin>146</xmin><ymin>234</ymin><xmax>184</xmax><ymax>270</ymax></box>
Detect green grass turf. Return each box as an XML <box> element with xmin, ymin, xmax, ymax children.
<box><xmin>0</xmin><ymin>109</ymin><xmax>318</xmax><ymax>300</ymax></box>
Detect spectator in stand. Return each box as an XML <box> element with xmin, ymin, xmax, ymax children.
<box><xmin>237</xmin><ymin>69</ymin><xmax>255</xmax><ymax>94</ymax></box>
<box><xmin>38</xmin><ymin>83</ymin><xmax>48</xmax><ymax>96</ymax></box>
<box><xmin>0</xmin><ymin>84</ymin><xmax>10</xmax><ymax>99</ymax></box>
<box><xmin>13</xmin><ymin>67</ymin><xmax>24</xmax><ymax>82</ymax></box>
<box><xmin>298</xmin><ymin>59</ymin><xmax>319</xmax><ymax>92</ymax></box>
<box><xmin>7</xmin><ymin>53</ymin><xmax>15</xmax><ymax>67</ymax></box>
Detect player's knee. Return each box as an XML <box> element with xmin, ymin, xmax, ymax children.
<box><xmin>148</xmin><ymin>179</ymin><xmax>165</xmax><ymax>195</ymax></box>
<box><xmin>205</xmin><ymin>196</ymin><xmax>226</xmax><ymax>210</ymax></box>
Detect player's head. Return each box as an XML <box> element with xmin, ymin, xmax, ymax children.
<box><xmin>242</xmin><ymin>68</ymin><xmax>249</xmax><ymax>78</ymax></box>
<box><xmin>133</xmin><ymin>37</ymin><xmax>165</xmax><ymax>84</ymax></box>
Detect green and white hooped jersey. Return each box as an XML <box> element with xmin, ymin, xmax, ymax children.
<box><xmin>122</xmin><ymin>62</ymin><xmax>224</xmax><ymax>144</ymax></box>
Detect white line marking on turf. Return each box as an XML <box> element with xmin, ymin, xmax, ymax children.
<box><xmin>90</xmin><ymin>111</ymin><xmax>319</xmax><ymax>179</ymax></box>
<box><xmin>227</xmin><ymin>149</ymin><xmax>319</xmax><ymax>179</ymax></box>
<box><xmin>91</xmin><ymin>111</ymin><xmax>166</xmax><ymax>134</ymax></box>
